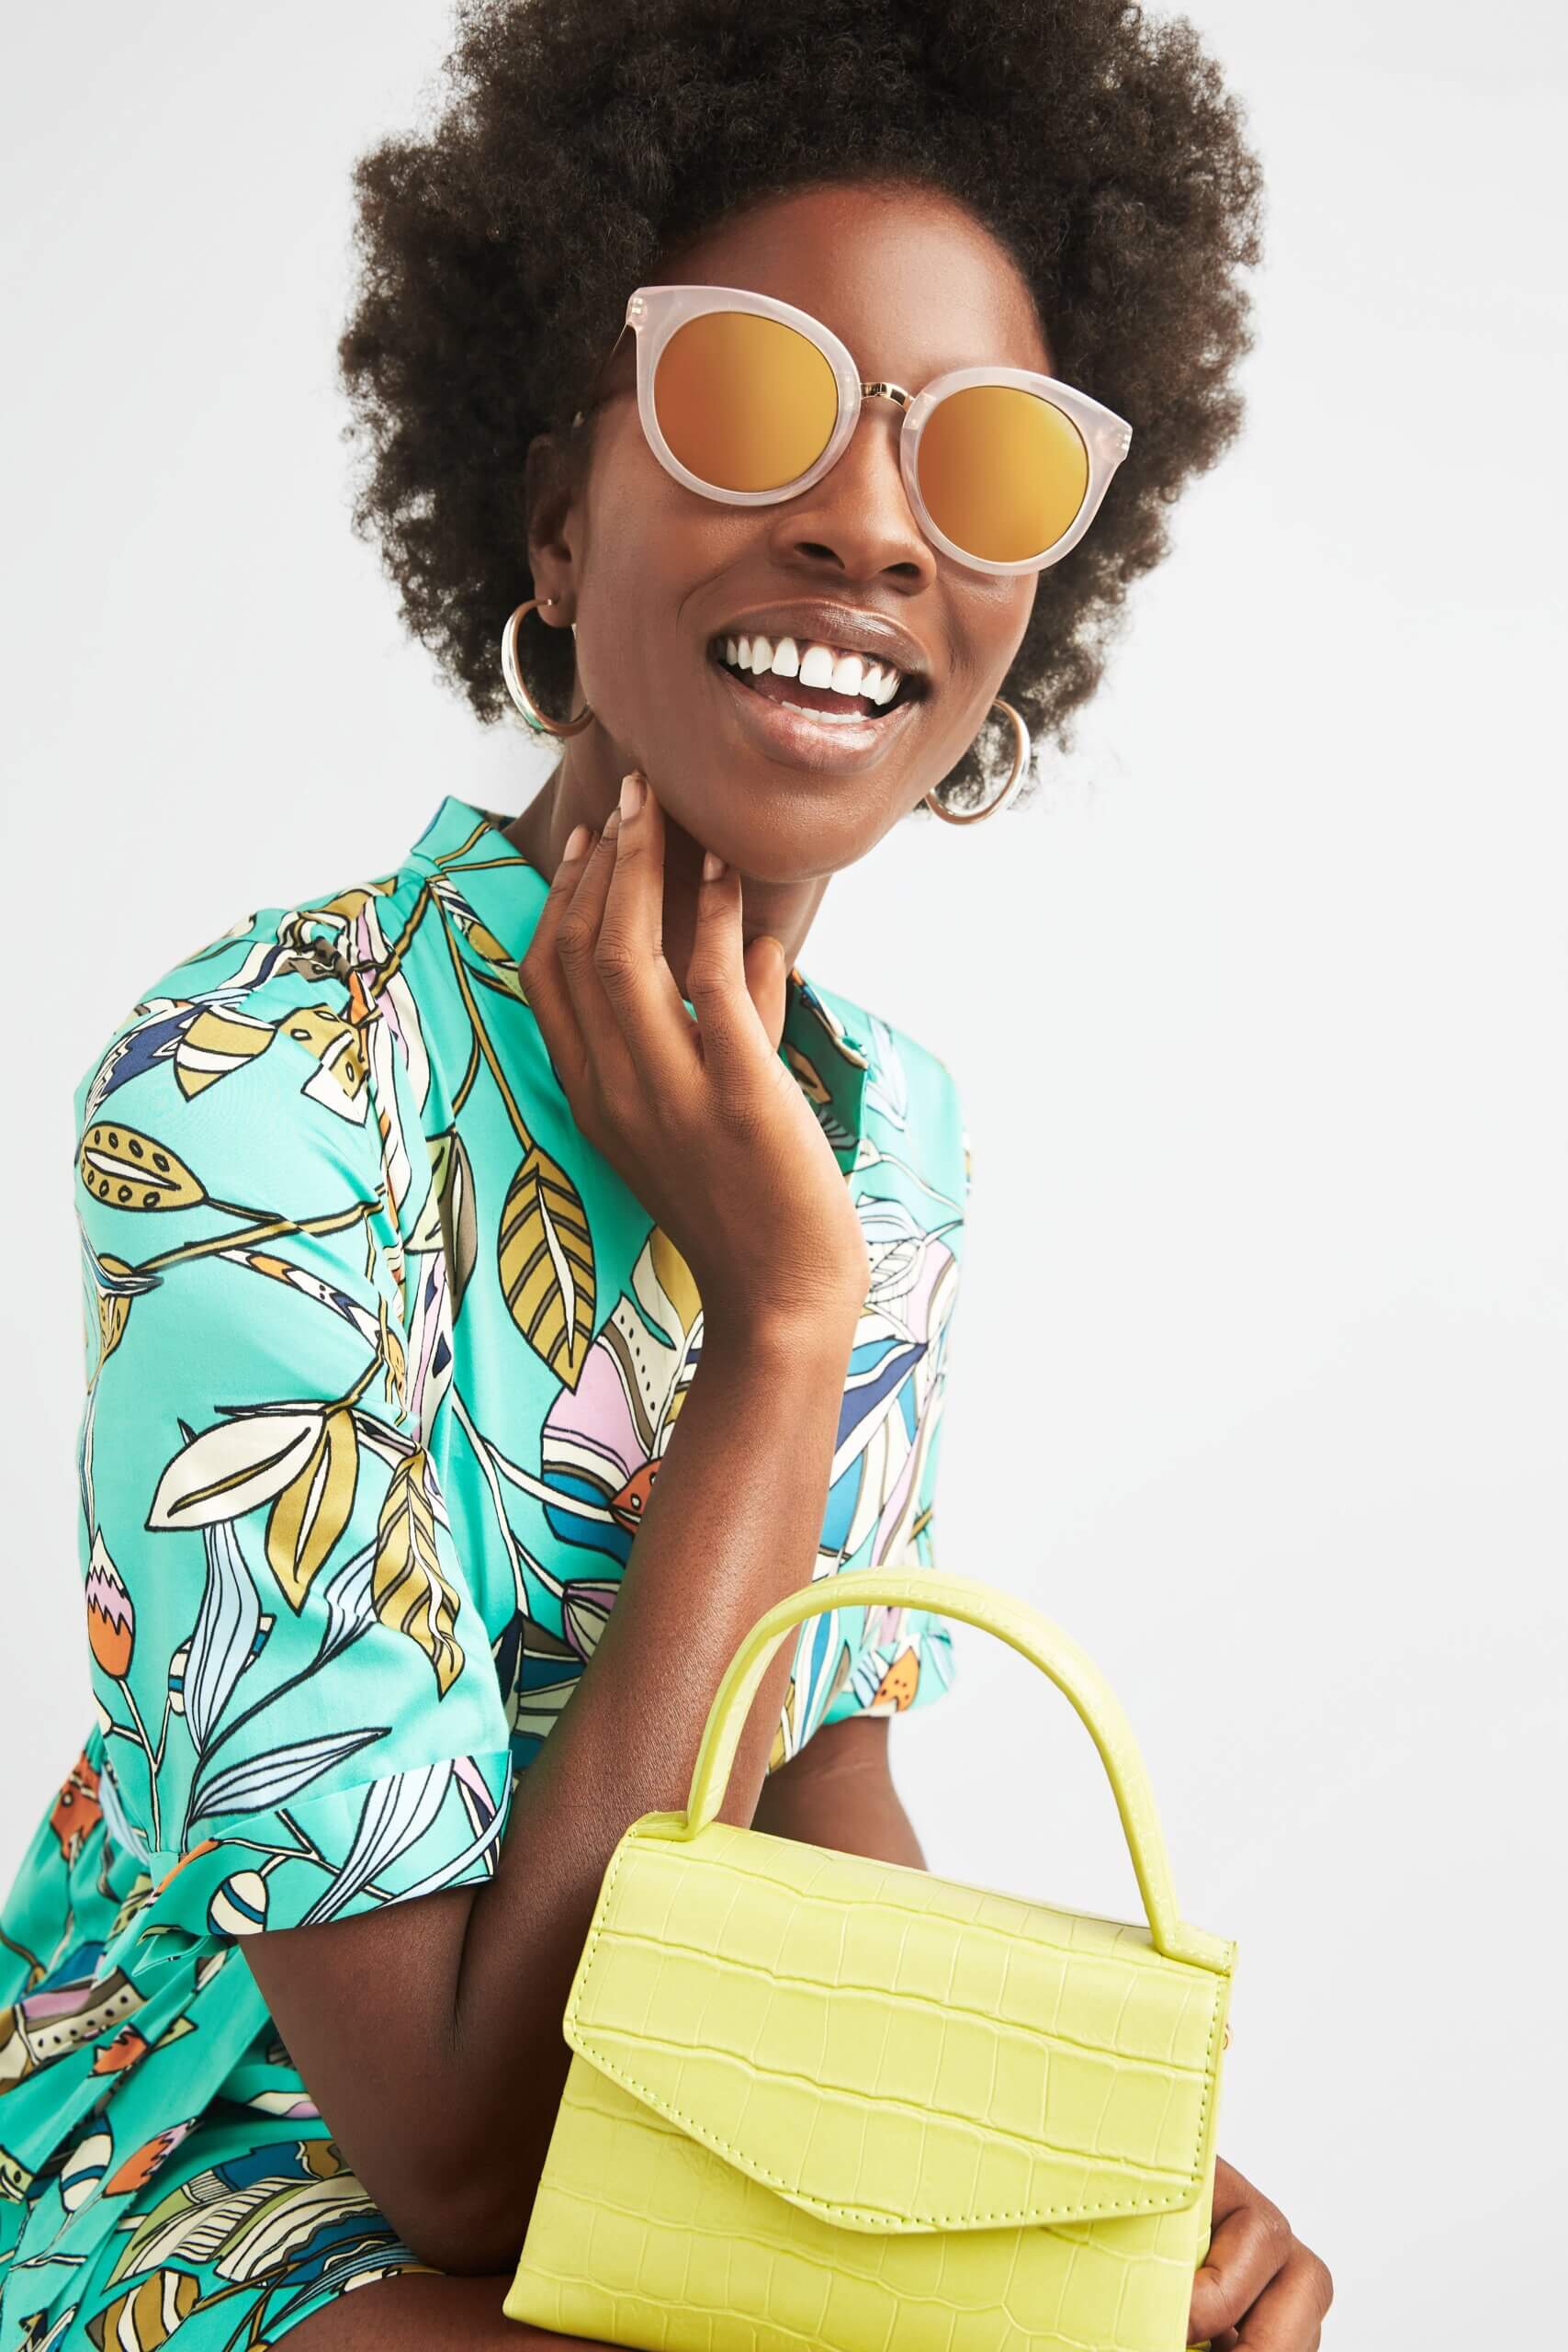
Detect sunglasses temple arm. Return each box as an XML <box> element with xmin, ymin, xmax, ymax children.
<box><xmin>570</xmin><ymin>319</ymin><xmax>633</xmax><ymax>430</ymax></box>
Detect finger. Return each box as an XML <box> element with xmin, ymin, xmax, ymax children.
<box><xmin>685</xmin><ymin>849</ymin><xmax>782</xmax><ymax>1086</ymax></box>
<box><xmin>1208</xmin><ymin>2155</ymin><xmax>1251</xmax><ymax>2225</ymax></box>
<box><xmin>519</xmin><ymin>819</ymin><xmax>598</xmax><ymax>1085</ymax></box>
<box><xmin>553</xmin><ymin>818</ymin><xmax>641</xmax><ymax>1105</ymax></box>
<box><xmin>1188</xmin><ymin>2196</ymin><xmax>1293</xmax><ymax>2343</ymax></box>
<box><xmin>743</xmin><ymin>929</ymin><xmax>788</xmax><ymax>1055</ymax></box>
<box><xmin>595</xmin><ymin>774</ymin><xmax>703</xmax><ymax>1089</ymax></box>
<box><xmin>1227</xmin><ymin>2243</ymin><xmax>1330</xmax><ymax>2348</ymax></box>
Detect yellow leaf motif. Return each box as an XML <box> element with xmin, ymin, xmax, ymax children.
<box><xmin>499</xmin><ymin>1143</ymin><xmax>595</xmax><ymax>1388</ymax></box>
<box><xmin>88</xmin><ymin>1252</ymin><xmax>147</xmax><ymax>1367</ymax></box>
<box><xmin>171</xmin><ymin>1005</ymin><xmax>274</xmax><ymax>1101</ymax></box>
<box><xmin>86</xmin><ymin>2263</ymin><xmax>201</xmax><ymax>2346</ymax></box>
<box><xmin>79</xmin><ymin>1123</ymin><xmax>207</xmax><ymax>1214</ymax></box>
<box><xmin>265</xmin><ymin>1407</ymin><xmax>361</xmax><ymax>1611</ymax></box>
<box><xmin>467</xmin><ymin>914</ymin><xmax>512</xmax><ymax>969</ymax></box>
<box><xmin>371</xmin><ymin>1291</ymin><xmax>410</xmax><ymax>1425</ymax></box>
<box><xmin>373</xmin><ymin>1451</ymin><xmax>465</xmax><ymax>1696</ymax></box>
<box><xmin>278</xmin><ymin>1002</ymin><xmax>372</xmax><ymax>1112</ymax></box>
<box><xmin>423</xmin><ymin>1127</ymin><xmax>478</xmax><ymax>1317</ymax></box>
<box><xmin>781</xmin><ymin>1042</ymin><xmax>829</xmax><ymax>1111</ymax></box>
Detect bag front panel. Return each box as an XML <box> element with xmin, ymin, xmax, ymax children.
<box><xmin>507</xmin><ymin>2055</ymin><xmax>1215</xmax><ymax>2352</ymax></box>
<box><xmin>558</xmin><ymin>1821</ymin><xmax>1230</xmax><ymax>2236</ymax></box>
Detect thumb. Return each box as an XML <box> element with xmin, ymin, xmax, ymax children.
<box><xmin>743</xmin><ymin>932</ymin><xmax>788</xmax><ymax>1054</ymax></box>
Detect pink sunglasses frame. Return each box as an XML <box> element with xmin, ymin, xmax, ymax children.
<box><xmin>570</xmin><ymin>281</ymin><xmax>1134</xmax><ymax>578</ymax></box>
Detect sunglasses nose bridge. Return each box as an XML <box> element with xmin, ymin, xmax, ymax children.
<box><xmin>787</xmin><ymin>379</ymin><xmax>933</xmax><ymax>574</ymax></box>
<box><xmin>839</xmin><ymin>379</ymin><xmax>914</xmax><ymax>471</ymax></box>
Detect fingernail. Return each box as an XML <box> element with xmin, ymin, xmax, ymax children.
<box><xmin>563</xmin><ymin>820</ymin><xmax>590</xmax><ymax>860</ymax></box>
<box><xmin>702</xmin><ymin>849</ymin><xmax>725</xmax><ymax>881</ymax></box>
<box><xmin>619</xmin><ymin>772</ymin><xmax>645</xmax><ymax>820</ymax></box>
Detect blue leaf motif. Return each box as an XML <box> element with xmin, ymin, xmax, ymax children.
<box><xmin>189</xmin><ymin>1725</ymin><xmax>387</xmax><ymax>1822</ymax></box>
<box><xmin>318</xmin><ymin>1538</ymin><xmax>379</xmax><ymax>1661</ymax></box>
<box><xmin>184</xmin><ymin>1515</ymin><xmax>263</xmax><ymax>1753</ymax></box>
<box><xmin>298</xmin><ymin>1760</ymin><xmax>453</xmax><ymax>1926</ymax></box>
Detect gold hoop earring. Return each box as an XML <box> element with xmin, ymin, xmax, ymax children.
<box><xmin>922</xmin><ymin>696</ymin><xmax>1030</xmax><ymax>824</ymax></box>
<box><xmin>500</xmin><ymin>596</ymin><xmax>593</xmax><ymax>737</ymax></box>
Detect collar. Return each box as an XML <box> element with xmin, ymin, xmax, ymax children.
<box><xmin>406</xmin><ymin>795</ymin><xmax>874</xmax><ymax>1173</ymax></box>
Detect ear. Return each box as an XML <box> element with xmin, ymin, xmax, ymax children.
<box><xmin>523</xmin><ymin>428</ymin><xmax>580</xmax><ymax>606</ymax></box>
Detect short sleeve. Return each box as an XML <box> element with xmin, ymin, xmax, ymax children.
<box><xmin>816</xmin><ymin>1079</ymin><xmax>969</xmax><ymax>1729</ymax></box>
<box><xmin>73</xmin><ymin>1011</ymin><xmax>513</xmax><ymax>1994</ymax></box>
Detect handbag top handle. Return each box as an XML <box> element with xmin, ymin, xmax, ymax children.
<box><xmin>676</xmin><ymin>1562</ymin><xmax>1232</xmax><ymax>1974</ymax></box>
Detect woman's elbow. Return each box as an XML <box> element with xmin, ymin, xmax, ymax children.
<box><xmin>394</xmin><ymin>2159</ymin><xmax>537</xmax><ymax>2278</ymax></box>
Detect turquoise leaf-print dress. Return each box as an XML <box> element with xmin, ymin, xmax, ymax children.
<box><xmin>0</xmin><ymin>795</ymin><xmax>970</xmax><ymax>2350</ymax></box>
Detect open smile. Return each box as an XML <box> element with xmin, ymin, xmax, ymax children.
<box><xmin>706</xmin><ymin>631</ymin><xmax>925</xmax><ymax>775</ymax></box>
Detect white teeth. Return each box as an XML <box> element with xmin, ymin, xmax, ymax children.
<box><xmin>779</xmin><ymin>705</ymin><xmax>873</xmax><ymax>726</ymax></box>
<box><xmin>715</xmin><ymin>630</ymin><xmax>909</xmax><ymax>709</ymax></box>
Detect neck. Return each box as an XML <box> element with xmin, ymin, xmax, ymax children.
<box><xmin>501</xmin><ymin>754</ymin><xmax>830</xmax><ymax>1001</ymax></box>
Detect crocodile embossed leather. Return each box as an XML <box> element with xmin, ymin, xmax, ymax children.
<box><xmin>505</xmin><ymin>1563</ymin><xmax>1235</xmax><ymax>2352</ymax></box>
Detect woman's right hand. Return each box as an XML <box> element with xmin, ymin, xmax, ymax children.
<box><xmin>518</xmin><ymin>769</ymin><xmax>872</xmax><ymax>1341</ymax></box>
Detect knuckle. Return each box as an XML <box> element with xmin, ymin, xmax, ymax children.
<box><xmin>712</xmin><ymin>1084</ymin><xmax>763</xmax><ymax>1145</ymax></box>
<box><xmin>684</xmin><ymin>948</ymin><xmax>732</xmax><ymax>1000</ymax></box>
<box><xmin>1261</xmin><ymin>2200</ymin><xmax>1293</xmax><ymax>2256</ymax></box>
<box><xmin>556</xmin><ymin>912</ymin><xmax>596</xmax><ymax>964</ymax></box>
<box><xmin>592</xmin><ymin>934</ymin><xmax>638</xmax><ymax>989</ymax></box>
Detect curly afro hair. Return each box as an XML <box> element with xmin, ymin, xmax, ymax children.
<box><xmin>337</xmin><ymin>0</ymin><xmax>1263</xmax><ymax>814</ymax></box>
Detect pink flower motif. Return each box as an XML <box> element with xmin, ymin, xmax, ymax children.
<box><xmin>85</xmin><ymin>1545</ymin><xmax>135</xmax><ymax>1682</ymax></box>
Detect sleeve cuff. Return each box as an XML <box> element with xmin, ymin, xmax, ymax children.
<box><xmin>100</xmin><ymin>1744</ymin><xmax>514</xmax><ymax>1994</ymax></box>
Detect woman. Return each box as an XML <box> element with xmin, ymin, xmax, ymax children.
<box><xmin>0</xmin><ymin>1</ymin><xmax>1333</xmax><ymax>2346</ymax></box>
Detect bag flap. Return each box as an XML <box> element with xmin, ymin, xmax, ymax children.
<box><xmin>562</xmin><ymin>1815</ymin><xmax>1234</xmax><ymax>2237</ymax></box>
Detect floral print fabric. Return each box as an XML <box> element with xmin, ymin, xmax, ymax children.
<box><xmin>0</xmin><ymin>793</ymin><xmax>968</xmax><ymax>2347</ymax></box>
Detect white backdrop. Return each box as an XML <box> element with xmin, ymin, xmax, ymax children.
<box><xmin>3</xmin><ymin>4</ymin><xmax>1563</xmax><ymax>2338</ymax></box>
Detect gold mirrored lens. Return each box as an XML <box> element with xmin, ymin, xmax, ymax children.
<box><xmin>917</xmin><ymin>385</ymin><xmax>1089</xmax><ymax>563</ymax></box>
<box><xmin>653</xmin><ymin>311</ymin><xmax>840</xmax><ymax>492</ymax></box>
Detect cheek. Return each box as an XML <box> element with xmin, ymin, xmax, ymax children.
<box><xmin>573</xmin><ymin>441</ymin><xmax>707</xmax><ymax>728</ymax></box>
<box><xmin>574</xmin><ymin>447</ymin><xmax>761</xmax><ymax>769</ymax></box>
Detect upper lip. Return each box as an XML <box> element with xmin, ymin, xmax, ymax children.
<box><xmin>709</xmin><ymin>602</ymin><xmax>931</xmax><ymax>686</ymax></box>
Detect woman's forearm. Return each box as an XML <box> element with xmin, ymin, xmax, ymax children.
<box><xmin>443</xmin><ymin>1301</ymin><xmax>862</xmax><ymax>2267</ymax></box>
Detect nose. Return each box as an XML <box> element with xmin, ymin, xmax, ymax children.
<box><xmin>764</xmin><ymin>389</ymin><xmax>938</xmax><ymax>591</ymax></box>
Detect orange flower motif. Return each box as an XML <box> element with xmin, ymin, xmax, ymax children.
<box><xmin>85</xmin><ymin>1541</ymin><xmax>135</xmax><ymax>1681</ymax></box>
<box><xmin>105</xmin><ymin>2116</ymin><xmax>197</xmax><ymax>2195</ymax></box>
<box><xmin>91</xmin><ymin>2022</ymin><xmax>151</xmax><ymax>2076</ymax></box>
<box><xmin>50</xmin><ymin>1750</ymin><xmax>102</xmax><ymax>1866</ymax></box>
<box><xmin>152</xmin><ymin>1838</ymin><xmax>219</xmax><ymax>1898</ymax></box>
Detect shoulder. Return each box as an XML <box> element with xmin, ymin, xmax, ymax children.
<box><xmin>73</xmin><ymin>831</ymin><xmax>431</xmax><ymax>1188</ymax></box>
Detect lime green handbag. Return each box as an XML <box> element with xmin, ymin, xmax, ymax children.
<box><xmin>505</xmin><ymin>1565</ymin><xmax>1235</xmax><ymax>2352</ymax></box>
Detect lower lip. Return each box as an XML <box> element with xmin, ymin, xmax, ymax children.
<box><xmin>708</xmin><ymin>654</ymin><xmax>921</xmax><ymax>775</ymax></box>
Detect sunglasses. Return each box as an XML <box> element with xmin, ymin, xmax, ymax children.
<box><xmin>570</xmin><ymin>282</ymin><xmax>1133</xmax><ymax>578</ymax></box>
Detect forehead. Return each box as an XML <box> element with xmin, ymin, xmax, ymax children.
<box><xmin>643</xmin><ymin>180</ymin><xmax>1051</xmax><ymax>380</ymax></box>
